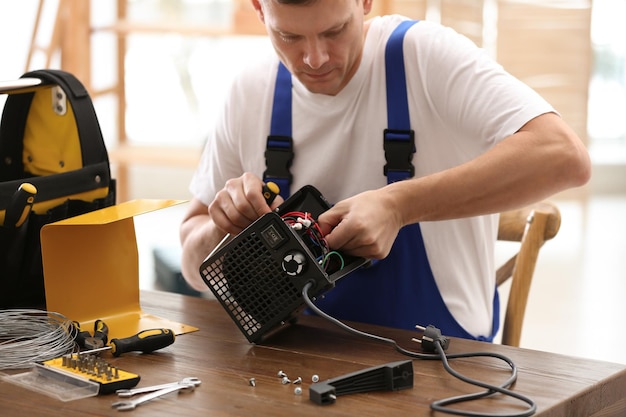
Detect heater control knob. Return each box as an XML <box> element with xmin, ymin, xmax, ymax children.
<box><xmin>282</xmin><ymin>251</ymin><xmax>306</xmax><ymax>276</ymax></box>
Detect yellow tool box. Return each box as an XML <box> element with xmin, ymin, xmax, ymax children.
<box><xmin>0</xmin><ymin>70</ymin><xmax>116</xmax><ymax>309</ymax></box>
<box><xmin>40</xmin><ymin>199</ymin><xmax>198</xmax><ymax>340</ymax></box>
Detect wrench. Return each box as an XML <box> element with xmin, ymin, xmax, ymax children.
<box><xmin>115</xmin><ymin>377</ymin><xmax>201</xmax><ymax>397</ymax></box>
<box><xmin>111</xmin><ymin>383</ymin><xmax>196</xmax><ymax>411</ymax></box>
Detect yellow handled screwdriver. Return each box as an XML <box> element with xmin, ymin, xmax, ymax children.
<box><xmin>79</xmin><ymin>328</ymin><xmax>176</xmax><ymax>357</ymax></box>
<box><xmin>262</xmin><ymin>181</ymin><xmax>280</xmax><ymax>206</ymax></box>
<box><xmin>110</xmin><ymin>328</ymin><xmax>175</xmax><ymax>357</ymax></box>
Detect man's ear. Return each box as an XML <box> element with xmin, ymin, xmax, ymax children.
<box><xmin>363</xmin><ymin>0</ymin><xmax>374</xmax><ymax>15</ymax></box>
<box><xmin>363</xmin><ymin>0</ymin><xmax>373</xmax><ymax>15</ymax></box>
<box><xmin>250</xmin><ymin>0</ymin><xmax>265</xmax><ymax>23</ymax></box>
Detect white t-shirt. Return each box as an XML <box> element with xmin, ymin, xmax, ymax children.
<box><xmin>190</xmin><ymin>15</ymin><xmax>554</xmax><ymax>337</ymax></box>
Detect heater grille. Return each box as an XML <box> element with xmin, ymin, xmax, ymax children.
<box><xmin>199</xmin><ymin>186</ymin><xmax>368</xmax><ymax>343</ymax></box>
<box><xmin>200</xmin><ymin>214</ymin><xmax>331</xmax><ymax>343</ymax></box>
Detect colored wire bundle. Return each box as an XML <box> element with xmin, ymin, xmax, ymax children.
<box><xmin>281</xmin><ymin>211</ymin><xmax>329</xmax><ymax>256</ymax></box>
<box><xmin>0</xmin><ymin>309</ymin><xmax>76</xmax><ymax>370</ymax></box>
<box><xmin>280</xmin><ymin>211</ymin><xmax>347</xmax><ymax>272</ymax></box>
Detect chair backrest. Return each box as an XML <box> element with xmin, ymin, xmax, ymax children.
<box><xmin>496</xmin><ymin>201</ymin><xmax>561</xmax><ymax>347</ymax></box>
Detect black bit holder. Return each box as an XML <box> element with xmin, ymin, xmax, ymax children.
<box><xmin>309</xmin><ymin>360</ymin><xmax>414</xmax><ymax>405</ymax></box>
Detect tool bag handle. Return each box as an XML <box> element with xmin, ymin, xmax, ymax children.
<box><xmin>0</xmin><ymin>70</ymin><xmax>112</xmax><ymax>214</ymax></box>
<box><xmin>0</xmin><ymin>69</ymin><xmax>109</xmax><ymax>180</ymax></box>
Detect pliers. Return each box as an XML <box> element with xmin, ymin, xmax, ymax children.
<box><xmin>73</xmin><ymin>319</ymin><xmax>109</xmax><ymax>350</ymax></box>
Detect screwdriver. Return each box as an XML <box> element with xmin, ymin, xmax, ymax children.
<box><xmin>110</xmin><ymin>328</ymin><xmax>175</xmax><ymax>357</ymax></box>
<box><xmin>80</xmin><ymin>328</ymin><xmax>176</xmax><ymax>357</ymax></box>
<box><xmin>262</xmin><ymin>181</ymin><xmax>280</xmax><ymax>206</ymax></box>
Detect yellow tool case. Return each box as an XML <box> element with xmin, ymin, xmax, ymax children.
<box><xmin>0</xmin><ymin>70</ymin><xmax>115</xmax><ymax>308</ymax></box>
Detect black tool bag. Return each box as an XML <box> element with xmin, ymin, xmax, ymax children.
<box><xmin>0</xmin><ymin>69</ymin><xmax>116</xmax><ymax>309</ymax></box>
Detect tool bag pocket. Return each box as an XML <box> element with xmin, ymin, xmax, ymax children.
<box><xmin>0</xmin><ymin>69</ymin><xmax>116</xmax><ymax>309</ymax></box>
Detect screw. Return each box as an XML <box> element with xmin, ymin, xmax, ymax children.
<box><xmin>292</xmin><ymin>377</ymin><xmax>302</xmax><ymax>384</ymax></box>
<box><xmin>277</xmin><ymin>370</ymin><xmax>287</xmax><ymax>378</ymax></box>
<box><xmin>311</xmin><ymin>374</ymin><xmax>320</xmax><ymax>383</ymax></box>
<box><xmin>294</xmin><ymin>386</ymin><xmax>302</xmax><ymax>395</ymax></box>
<box><xmin>249</xmin><ymin>378</ymin><xmax>256</xmax><ymax>387</ymax></box>
<box><xmin>281</xmin><ymin>376</ymin><xmax>291</xmax><ymax>384</ymax></box>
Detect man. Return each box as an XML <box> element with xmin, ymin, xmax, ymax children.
<box><xmin>180</xmin><ymin>0</ymin><xmax>590</xmax><ymax>340</ymax></box>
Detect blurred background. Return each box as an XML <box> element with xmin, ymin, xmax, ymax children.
<box><xmin>1</xmin><ymin>0</ymin><xmax>624</xmax><ymax>364</ymax></box>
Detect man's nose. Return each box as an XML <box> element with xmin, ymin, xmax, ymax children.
<box><xmin>303</xmin><ymin>40</ymin><xmax>329</xmax><ymax>69</ymax></box>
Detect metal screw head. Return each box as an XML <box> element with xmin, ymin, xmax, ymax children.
<box><xmin>311</xmin><ymin>374</ymin><xmax>320</xmax><ymax>383</ymax></box>
<box><xmin>294</xmin><ymin>387</ymin><xmax>302</xmax><ymax>395</ymax></box>
<box><xmin>293</xmin><ymin>377</ymin><xmax>302</xmax><ymax>384</ymax></box>
<box><xmin>281</xmin><ymin>376</ymin><xmax>291</xmax><ymax>384</ymax></box>
<box><xmin>277</xmin><ymin>370</ymin><xmax>287</xmax><ymax>378</ymax></box>
<box><xmin>249</xmin><ymin>378</ymin><xmax>256</xmax><ymax>387</ymax></box>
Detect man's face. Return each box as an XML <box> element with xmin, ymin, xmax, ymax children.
<box><xmin>252</xmin><ymin>0</ymin><xmax>371</xmax><ymax>96</ymax></box>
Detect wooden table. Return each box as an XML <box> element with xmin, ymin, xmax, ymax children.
<box><xmin>1</xmin><ymin>290</ymin><xmax>625</xmax><ymax>416</ymax></box>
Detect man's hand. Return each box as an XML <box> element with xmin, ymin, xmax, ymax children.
<box><xmin>317</xmin><ymin>189</ymin><xmax>404</xmax><ymax>259</ymax></box>
<box><xmin>209</xmin><ymin>173</ymin><xmax>283</xmax><ymax>236</ymax></box>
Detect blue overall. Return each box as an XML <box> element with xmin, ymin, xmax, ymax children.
<box><xmin>264</xmin><ymin>21</ymin><xmax>499</xmax><ymax>341</ymax></box>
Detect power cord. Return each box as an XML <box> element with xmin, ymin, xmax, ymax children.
<box><xmin>302</xmin><ymin>282</ymin><xmax>536</xmax><ymax>417</ymax></box>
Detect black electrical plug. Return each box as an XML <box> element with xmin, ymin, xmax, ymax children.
<box><xmin>412</xmin><ymin>324</ymin><xmax>450</xmax><ymax>353</ymax></box>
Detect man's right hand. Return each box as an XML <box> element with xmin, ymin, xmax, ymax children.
<box><xmin>209</xmin><ymin>172</ymin><xmax>283</xmax><ymax>236</ymax></box>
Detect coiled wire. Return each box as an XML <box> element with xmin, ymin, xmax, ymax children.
<box><xmin>0</xmin><ymin>309</ymin><xmax>76</xmax><ymax>370</ymax></box>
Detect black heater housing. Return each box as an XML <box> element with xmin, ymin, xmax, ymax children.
<box><xmin>199</xmin><ymin>185</ymin><xmax>368</xmax><ymax>343</ymax></box>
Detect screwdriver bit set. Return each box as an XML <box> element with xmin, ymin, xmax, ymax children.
<box><xmin>2</xmin><ymin>353</ymin><xmax>140</xmax><ymax>401</ymax></box>
<box><xmin>42</xmin><ymin>353</ymin><xmax>141</xmax><ymax>394</ymax></box>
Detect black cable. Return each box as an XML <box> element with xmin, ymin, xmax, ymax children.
<box><xmin>302</xmin><ymin>282</ymin><xmax>536</xmax><ymax>417</ymax></box>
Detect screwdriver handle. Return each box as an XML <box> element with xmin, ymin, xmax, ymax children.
<box><xmin>110</xmin><ymin>328</ymin><xmax>175</xmax><ymax>357</ymax></box>
<box><xmin>262</xmin><ymin>182</ymin><xmax>279</xmax><ymax>206</ymax></box>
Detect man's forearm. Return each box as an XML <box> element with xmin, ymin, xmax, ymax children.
<box><xmin>388</xmin><ymin>113</ymin><xmax>591</xmax><ymax>226</ymax></box>
<box><xmin>180</xmin><ymin>214</ymin><xmax>227</xmax><ymax>292</ymax></box>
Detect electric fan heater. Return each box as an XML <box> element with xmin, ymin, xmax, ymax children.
<box><xmin>199</xmin><ymin>185</ymin><xmax>368</xmax><ymax>343</ymax></box>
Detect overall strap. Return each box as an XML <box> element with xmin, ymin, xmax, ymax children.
<box><xmin>264</xmin><ymin>62</ymin><xmax>293</xmax><ymax>200</ymax></box>
<box><xmin>384</xmin><ymin>20</ymin><xmax>418</xmax><ymax>184</ymax></box>
<box><xmin>265</xmin><ymin>20</ymin><xmax>419</xmax><ymax>194</ymax></box>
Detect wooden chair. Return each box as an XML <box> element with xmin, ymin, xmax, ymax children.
<box><xmin>496</xmin><ymin>201</ymin><xmax>561</xmax><ymax>347</ymax></box>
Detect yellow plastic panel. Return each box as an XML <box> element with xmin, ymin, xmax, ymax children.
<box><xmin>41</xmin><ymin>199</ymin><xmax>198</xmax><ymax>340</ymax></box>
<box><xmin>24</xmin><ymin>86</ymin><xmax>82</xmax><ymax>175</ymax></box>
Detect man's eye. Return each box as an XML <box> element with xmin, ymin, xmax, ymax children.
<box><xmin>279</xmin><ymin>34</ymin><xmax>298</xmax><ymax>43</ymax></box>
<box><xmin>326</xmin><ymin>29</ymin><xmax>343</xmax><ymax>38</ymax></box>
